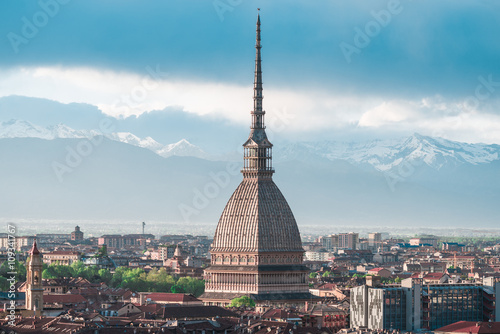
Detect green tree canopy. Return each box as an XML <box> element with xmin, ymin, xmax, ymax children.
<box><xmin>230</xmin><ymin>295</ymin><xmax>255</xmax><ymax>308</ymax></box>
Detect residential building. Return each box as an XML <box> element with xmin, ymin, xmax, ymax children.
<box><xmin>368</xmin><ymin>233</ymin><xmax>382</xmax><ymax>247</ymax></box>
<box><xmin>367</xmin><ymin>268</ymin><xmax>391</xmax><ymax>278</ymax></box>
<box><xmin>409</xmin><ymin>236</ymin><xmax>438</xmax><ymax>248</ymax></box>
<box><xmin>321</xmin><ymin>234</ymin><xmax>339</xmax><ymax>251</ymax></box>
<box><xmin>43</xmin><ymin>251</ymin><xmax>81</xmax><ymax>265</ymax></box>
<box><xmin>98</xmin><ymin>234</ymin><xmax>154</xmax><ymax>248</ymax></box>
<box><xmin>305</xmin><ymin>250</ymin><xmax>332</xmax><ymax>262</ymax></box>
<box><xmin>338</xmin><ymin>233</ymin><xmax>359</xmax><ymax>250</ymax></box>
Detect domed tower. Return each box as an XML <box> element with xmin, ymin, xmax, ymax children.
<box><xmin>200</xmin><ymin>13</ymin><xmax>310</xmax><ymax>306</ymax></box>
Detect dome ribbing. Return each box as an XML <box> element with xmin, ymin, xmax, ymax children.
<box><xmin>211</xmin><ymin>178</ymin><xmax>303</xmax><ymax>253</ymax></box>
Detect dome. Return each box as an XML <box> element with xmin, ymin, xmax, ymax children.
<box><xmin>211</xmin><ymin>178</ymin><xmax>303</xmax><ymax>253</ymax></box>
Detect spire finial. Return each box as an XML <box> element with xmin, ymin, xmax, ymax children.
<box><xmin>30</xmin><ymin>240</ymin><xmax>40</xmax><ymax>255</ymax></box>
<box><xmin>241</xmin><ymin>11</ymin><xmax>274</xmax><ymax>179</ymax></box>
<box><xmin>253</xmin><ymin>11</ymin><xmax>263</xmax><ymax>122</ymax></box>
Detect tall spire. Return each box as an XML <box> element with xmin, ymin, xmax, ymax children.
<box><xmin>242</xmin><ymin>11</ymin><xmax>274</xmax><ymax>179</ymax></box>
<box><xmin>253</xmin><ymin>11</ymin><xmax>263</xmax><ymax>127</ymax></box>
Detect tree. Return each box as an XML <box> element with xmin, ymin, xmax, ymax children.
<box><xmin>98</xmin><ymin>269</ymin><xmax>113</xmax><ymax>285</ymax></box>
<box><xmin>309</xmin><ymin>272</ymin><xmax>318</xmax><ymax>278</ymax></box>
<box><xmin>176</xmin><ymin>277</ymin><xmax>205</xmax><ymax>297</ymax></box>
<box><xmin>230</xmin><ymin>295</ymin><xmax>255</xmax><ymax>308</ymax></box>
<box><xmin>0</xmin><ymin>260</ymin><xmax>26</xmax><ymax>281</ymax></box>
<box><xmin>171</xmin><ymin>285</ymin><xmax>185</xmax><ymax>293</ymax></box>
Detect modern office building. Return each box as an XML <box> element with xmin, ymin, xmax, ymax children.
<box><xmin>351</xmin><ymin>277</ymin><xmax>499</xmax><ymax>331</ymax></box>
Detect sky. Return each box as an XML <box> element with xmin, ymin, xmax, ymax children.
<box><xmin>1</xmin><ymin>0</ymin><xmax>500</xmax><ymax>144</ymax></box>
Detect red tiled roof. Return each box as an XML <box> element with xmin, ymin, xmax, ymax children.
<box><xmin>262</xmin><ymin>309</ymin><xmax>297</xmax><ymax>319</ymax></box>
<box><xmin>138</xmin><ymin>303</ymin><xmax>163</xmax><ymax>313</ymax></box>
<box><xmin>435</xmin><ymin>321</ymin><xmax>500</xmax><ymax>333</ymax></box>
<box><xmin>423</xmin><ymin>273</ymin><xmax>445</xmax><ymax>279</ymax></box>
<box><xmin>318</xmin><ymin>283</ymin><xmax>337</xmax><ymax>290</ymax></box>
<box><xmin>46</xmin><ymin>251</ymin><xmax>80</xmax><ymax>255</ymax></box>
<box><xmin>44</xmin><ymin>294</ymin><xmax>87</xmax><ymax>304</ymax></box>
<box><xmin>146</xmin><ymin>293</ymin><xmax>200</xmax><ymax>303</ymax></box>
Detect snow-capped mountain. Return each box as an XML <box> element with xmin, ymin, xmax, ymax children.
<box><xmin>107</xmin><ymin>132</ymin><xmax>164</xmax><ymax>151</ymax></box>
<box><xmin>1</xmin><ymin>119</ymin><xmax>499</xmax><ymax>227</ymax></box>
<box><xmin>157</xmin><ymin>139</ymin><xmax>209</xmax><ymax>159</ymax></box>
<box><xmin>2</xmin><ymin>119</ymin><xmax>499</xmax><ymax>171</ymax></box>
<box><xmin>0</xmin><ymin>119</ymin><xmax>100</xmax><ymax>139</ymax></box>
<box><xmin>276</xmin><ymin>133</ymin><xmax>500</xmax><ymax>172</ymax></box>
<box><xmin>0</xmin><ymin>119</ymin><xmax>208</xmax><ymax>159</ymax></box>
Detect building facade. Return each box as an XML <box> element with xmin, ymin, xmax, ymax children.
<box><xmin>98</xmin><ymin>234</ymin><xmax>154</xmax><ymax>248</ymax></box>
<box><xmin>71</xmin><ymin>225</ymin><xmax>84</xmax><ymax>241</ymax></box>
<box><xmin>200</xmin><ymin>14</ymin><xmax>310</xmax><ymax>306</ymax></box>
<box><xmin>368</xmin><ymin>233</ymin><xmax>381</xmax><ymax>247</ymax></box>
<box><xmin>339</xmin><ymin>233</ymin><xmax>359</xmax><ymax>250</ymax></box>
<box><xmin>351</xmin><ymin>277</ymin><xmax>500</xmax><ymax>331</ymax></box>
<box><xmin>42</xmin><ymin>251</ymin><xmax>81</xmax><ymax>265</ymax></box>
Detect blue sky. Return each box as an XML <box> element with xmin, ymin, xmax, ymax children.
<box><xmin>1</xmin><ymin>0</ymin><xmax>500</xmax><ymax>144</ymax></box>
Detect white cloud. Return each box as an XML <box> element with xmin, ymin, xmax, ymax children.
<box><xmin>1</xmin><ymin>66</ymin><xmax>500</xmax><ymax>144</ymax></box>
<box><xmin>358</xmin><ymin>100</ymin><xmax>418</xmax><ymax>127</ymax></box>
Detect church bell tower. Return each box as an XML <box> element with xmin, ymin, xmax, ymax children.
<box><xmin>25</xmin><ymin>240</ymin><xmax>43</xmax><ymax>314</ymax></box>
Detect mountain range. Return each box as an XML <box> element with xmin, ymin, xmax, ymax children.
<box><xmin>1</xmin><ymin>116</ymin><xmax>499</xmax><ymax>228</ymax></box>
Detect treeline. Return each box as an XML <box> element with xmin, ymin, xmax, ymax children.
<box><xmin>0</xmin><ymin>260</ymin><xmax>204</xmax><ymax>297</ymax></box>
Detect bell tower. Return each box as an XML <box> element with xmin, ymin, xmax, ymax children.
<box><xmin>25</xmin><ymin>240</ymin><xmax>43</xmax><ymax>315</ymax></box>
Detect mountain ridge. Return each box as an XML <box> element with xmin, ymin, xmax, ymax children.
<box><xmin>2</xmin><ymin>119</ymin><xmax>499</xmax><ymax>173</ymax></box>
